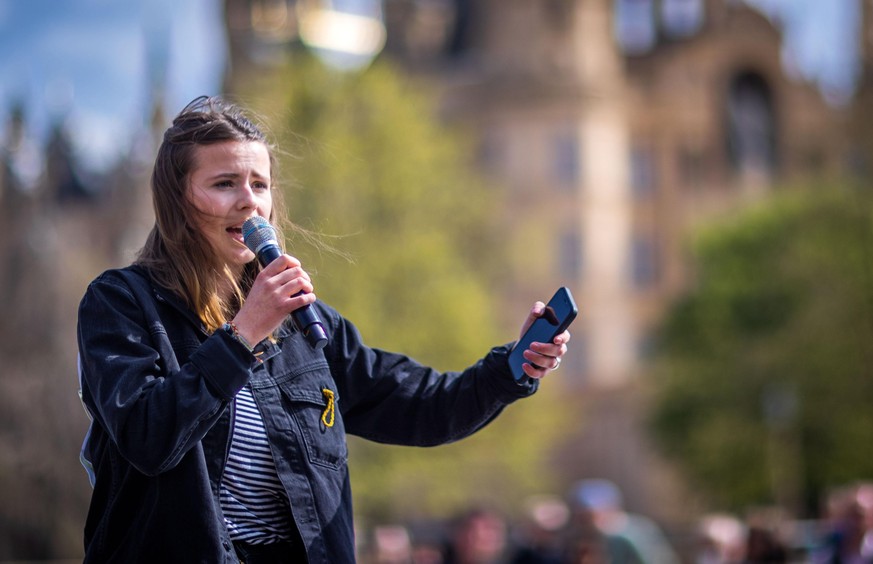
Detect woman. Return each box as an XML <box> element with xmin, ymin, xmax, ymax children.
<box><xmin>77</xmin><ymin>96</ymin><xmax>570</xmax><ymax>563</ymax></box>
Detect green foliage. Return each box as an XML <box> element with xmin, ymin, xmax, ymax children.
<box><xmin>250</xmin><ymin>55</ymin><xmax>503</xmax><ymax>367</ymax></box>
<box><xmin>650</xmin><ymin>184</ymin><xmax>873</xmax><ymax>514</ymax></box>
<box><xmin>239</xmin><ymin>54</ymin><xmax>569</xmax><ymax>522</ymax></box>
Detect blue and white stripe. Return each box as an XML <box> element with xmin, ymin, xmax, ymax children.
<box><xmin>220</xmin><ymin>384</ymin><xmax>293</xmax><ymax>544</ymax></box>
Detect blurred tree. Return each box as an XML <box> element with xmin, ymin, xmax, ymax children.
<box><xmin>0</xmin><ymin>108</ymin><xmax>133</xmax><ymax>559</ymax></box>
<box><xmin>240</xmin><ymin>55</ymin><xmax>572</xmax><ymax>522</ymax></box>
<box><xmin>649</xmin><ymin>183</ymin><xmax>873</xmax><ymax>516</ymax></box>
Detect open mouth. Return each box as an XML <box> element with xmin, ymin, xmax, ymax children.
<box><xmin>227</xmin><ymin>225</ymin><xmax>244</xmax><ymax>243</ymax></box>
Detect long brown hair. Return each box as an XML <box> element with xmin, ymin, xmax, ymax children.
<box><xmin>136</xmin><ymin>96</ymin><xmax>288</xmax><ymax>332</ymax></box>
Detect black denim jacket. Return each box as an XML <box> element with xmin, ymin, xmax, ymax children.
<box><xmin>76</xmin><ymin>265</ymin><xmax>536</xmax><ymax>563</ymax></box>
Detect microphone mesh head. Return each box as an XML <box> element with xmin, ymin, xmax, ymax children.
<box><xmin>242</xmin><ymin>216</ymin><xmax>278</xmax><ymax>254</ymax></box>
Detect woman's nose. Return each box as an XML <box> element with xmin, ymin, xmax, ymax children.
<box><xmin>238</xmin><ymin>185</ymin><xmax>257</xmax><ymax>208</ymax></box>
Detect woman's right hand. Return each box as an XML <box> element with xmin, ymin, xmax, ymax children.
<box><xmin>230</xmin><ymin>255</ymin><xmax>316</xmax><ymax>346</ymax></box>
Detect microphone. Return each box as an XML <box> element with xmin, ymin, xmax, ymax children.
<box><xmin>242</xmin><ymin>216</ymin><xmax>329</xmax><ymax>350</ymax></box>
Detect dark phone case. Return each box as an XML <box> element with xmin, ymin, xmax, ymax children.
<box><xmin>509</xmin><ymin>287</ymin><xmax>578</xmax><ymax>383</ymax></box>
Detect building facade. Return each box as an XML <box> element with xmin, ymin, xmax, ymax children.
<box><xmin>222</xmin><ymin>0</ymin><xmax>852</xmax><ymax>520</ymax></box>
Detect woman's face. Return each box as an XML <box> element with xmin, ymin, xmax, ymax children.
<box><xmin>187</xmin><ymin>140</ymin><xmax>273</xmax><ymax>270</ymax></box>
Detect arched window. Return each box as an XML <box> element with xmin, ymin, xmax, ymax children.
<box><xmin>725</xmin><ymin>71</ymin><xmax>778</xmax><ymax>176</ymax></box>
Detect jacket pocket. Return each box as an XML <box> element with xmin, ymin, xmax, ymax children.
<box><xmin>278</xmin><ymin>376</ymin><xmax>348</xmax><ymax>470</ymax></box>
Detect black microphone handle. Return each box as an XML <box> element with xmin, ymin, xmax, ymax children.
<box><xmin>256</xmin><ymin>244</ymin><xmax>283</xmax><ymax>264</ymax></box>
<box><xmin>255</xmin><ymin>245</ymin><xmax>328</xmax><ymax>350</ymax></box>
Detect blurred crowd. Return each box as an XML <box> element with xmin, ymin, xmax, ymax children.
<box><xmin>697</xmin><ymin>482</ymin><xmax>873</xmax><ymax>563</ymax></box>
<box><xmin>355</xmin><ymin>480</ymin><xmax>873</xmax><ymax>564</ymax></box>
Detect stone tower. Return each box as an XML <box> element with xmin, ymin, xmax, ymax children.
<box><xmin>432</xmin><ymin>0</ymin><xmax>637</xmax><ymax>388</ymax></box>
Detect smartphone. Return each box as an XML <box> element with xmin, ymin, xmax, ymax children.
<box><xmin>509</xmin><ymin>287</ymin><xmax>578</xmax><ymax>383</ymax></box>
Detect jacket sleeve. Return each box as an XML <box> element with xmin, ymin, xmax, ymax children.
<box><xmin>319</xmin><ymin>304</ymin><xmax>537</xmax><ymax>446</ymax></box>
<box><xmin>77</xmin><ymin>271</ymin><xmax>253</xmax><ymax>476</ymax></box>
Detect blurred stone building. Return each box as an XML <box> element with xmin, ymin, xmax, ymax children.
<box><xmin>224</xmin><ymin>0</ymin><xmax>851</xmax><ymax>523</ymax></box>
<box><xmin>0</xmin><ymin>93</ymin><xmax>159</xmax><ymax>554</ymax></box>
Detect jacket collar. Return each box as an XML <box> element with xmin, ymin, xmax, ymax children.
<box><xmin>128</xmin><ymin>263</ymin><xmax>295</xmax><ymax>343</ymax></box>
<box><xmin>128</xmin><ymin>264</ymin><xmax>210</xmax><ymax>334</ymax></box>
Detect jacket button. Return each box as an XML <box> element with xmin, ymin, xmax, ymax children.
<box><xmin>223</xmin><ymin>540</ymin><xmax>232</xmax><ymax>551</ymax></box>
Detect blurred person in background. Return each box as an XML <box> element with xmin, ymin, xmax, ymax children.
<box><xmin>741</xmin><ymin>508</ymin><xmax>791</xmax><ymax>563</ymax></box>
<box><xmin>696</xmin><ymin>514</ymin><xmax>747</xmax><ymax>564</ymax></box>
<box><xmin>509</xmin><ymin>495</ymin><xmax>570</xmax><ymax>564</ymax></box>
<box><xmin>812</xmin><ymin>484</ymin><xmax>873</xmax><ymax>563</ymax></box>
<box><xmin>744</xmin><ymin>526</ymin><xmax>788</xmax><ymax>563</ymax></box>
<box><xmin>856</xmin><ymin>483</ymin><xmax>873</xmax><ymax>559</ymax></box>
<box><xmin>445</xmin><ymin>507</ymin><xmax>512</xmax><ymax>564</ymax></box>
<box><xmin>407</xmin><ymin>521</ymin><xmax>449</xmax><ymax>564</ymax></box>
<box><xmin>371</xmin><ymin>525</ymin><xmax>414</xmax><ymax>564</ymax></box>
<box><xmin>75</xmin><ymin>96</ymin><xmax>571</xmax><ymax>563</ymax></box>
<box><xmin>570</xmin><ymin>479</ymin><xmax>681</xmax><ymax>564</ymax></box>
<box><xmin>560</xmin><ymin>492</ymin><xmax>611</xmax><ymax>564</ymax></box>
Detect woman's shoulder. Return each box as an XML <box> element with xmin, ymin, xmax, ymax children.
<box><xmin>310</xmin><ymin>299</ymin><xmax>345</xmax><ymax>329</ymax></box>
<box><xmin>82</xmin><ymin>264</ymin><xmax>153</xmax><ymax>304</ymax></box>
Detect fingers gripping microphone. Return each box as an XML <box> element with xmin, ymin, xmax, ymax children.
<box><xmin>242</xmin><ymin>216</ymin><xmax>329</xmax><ymax>350</ymax></box>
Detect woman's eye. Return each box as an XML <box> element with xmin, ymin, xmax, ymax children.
<box><xmin>253</xmin><ymin>182</ymin><xmax>270</xmax><ymax>191</ymax></box>
<box><xmin>214</xmin><ymin>180</ymin><xmax>234</xmax><ymax>189</ymax></box>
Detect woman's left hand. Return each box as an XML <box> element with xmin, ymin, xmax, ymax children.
<box><xmin>516</xmin><ymin>301</ymin><xmax>571</xmax><ymax>380</ymax></box>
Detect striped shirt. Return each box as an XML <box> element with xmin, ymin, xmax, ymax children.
<box><xmin>219</xmin><ymin>384</ymin><xmax>293</xmax><ymax>544</ymax></box>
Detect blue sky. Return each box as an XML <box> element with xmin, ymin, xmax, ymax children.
<box><xmin>746</xmin><ymin>0</ymin><xmax>860</xmax><ymax>104</ymax></box>
<box><xmin>0</xmin><ymin>0</ymin><xmax>861</xmax><ymax>172</ymax></box>
<box><xmin>0</xmin><ymin>0</ymin><xmax>226</xmax><ymax>171</ymax></box>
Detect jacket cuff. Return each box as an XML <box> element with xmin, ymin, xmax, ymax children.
<box><xmin>189</xmin><ymin>330</ymin><xmax>254</xmax><ymax>399</ymax></box>
<box><xmin>484</xmin><ymin>344</ymin><xmax>539</xmax><ymax>400</ymax></box>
